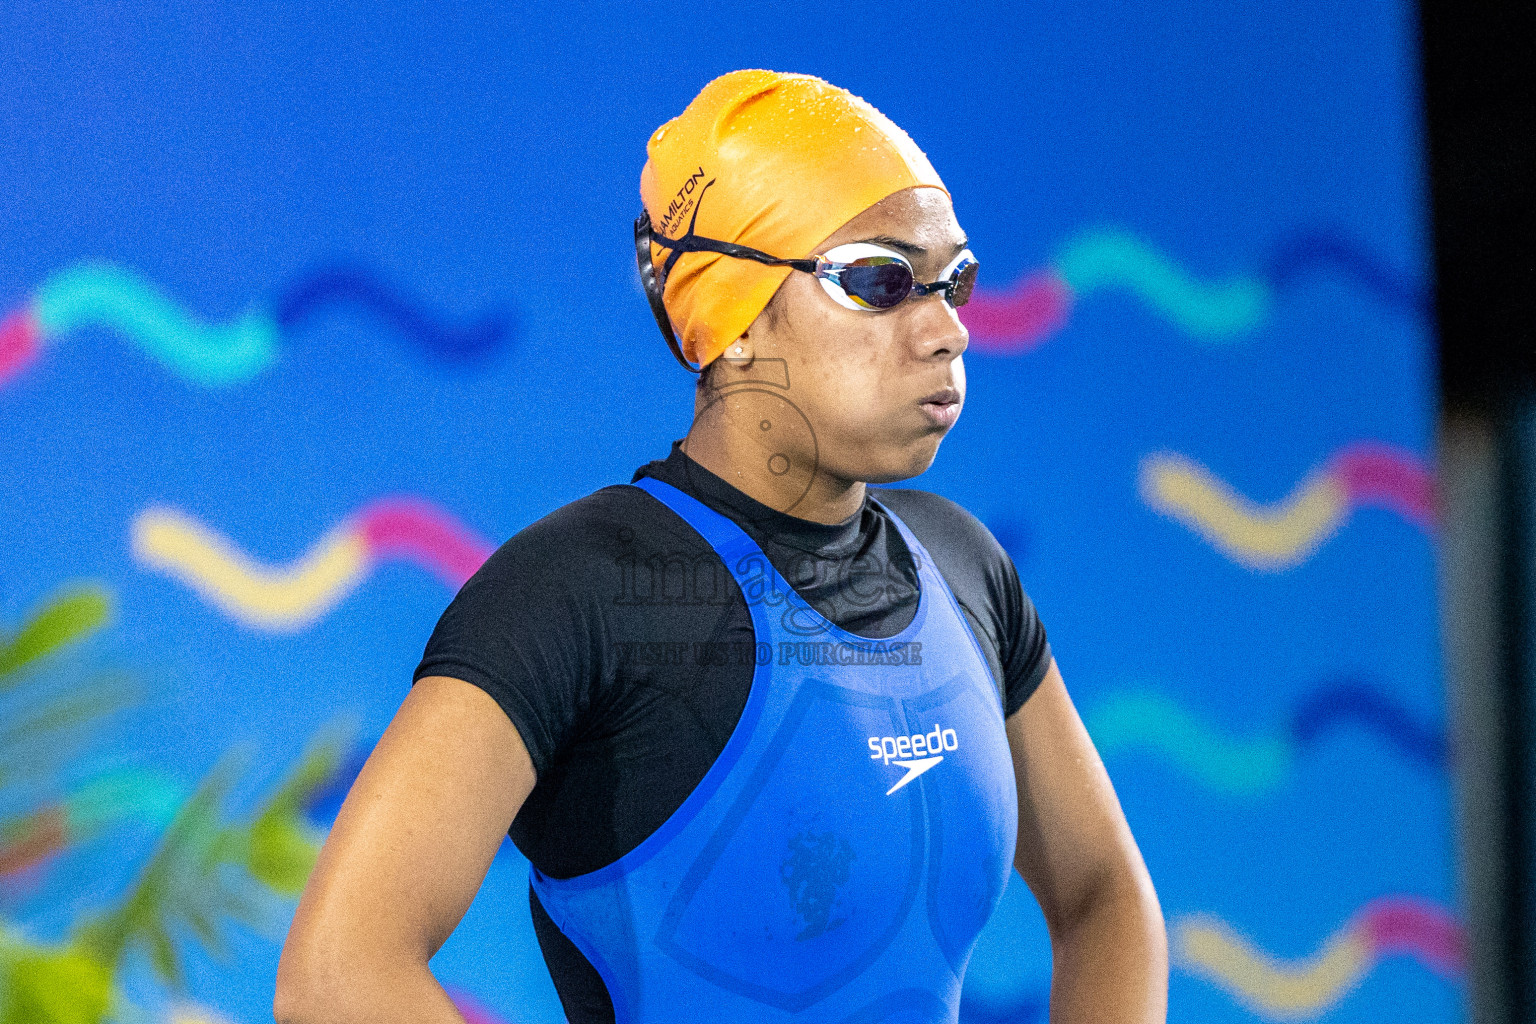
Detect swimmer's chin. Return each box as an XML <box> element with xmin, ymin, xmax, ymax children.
<box><xmin>856</xmin><ymin>437</ymin><xmax>948</xmax><ymax>485</ymax></box>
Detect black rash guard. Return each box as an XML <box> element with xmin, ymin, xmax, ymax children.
<box><xmin>412</xmin><ymin>439</ymin><xmax>1053</xmax><ymax>1022</ymax></box>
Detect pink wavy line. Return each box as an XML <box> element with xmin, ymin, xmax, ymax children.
<box><xmin>1361</xmin><ymin>896</ymin><xmax>1464</xmax><ymax>977</ymax></box>
<box><xmin>0</xmin><ymin>307</ymin><xmax>40</xmax><ymax>384</ymax></box>
<box><xmin>358</xmin><ymin>496</ymin><xmax>494</xmax><ymax>587</ymax></box>
<box><xmin>1330</xmin><ymin>442</ymin><xmax>1436</xmax><ymax>532</ymax></box>
<box><xmin>447</xmin><ymin>988</ymin><xmax>513</xmax><ymax>1024</ymax></box>
<box><xmin>959</xmin><ymin>271</ymin><xmax>1072</xmax><ymax>354</ymax></box>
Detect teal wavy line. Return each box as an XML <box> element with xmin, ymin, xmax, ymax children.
<box><xmin>64</xmin><ymin>766</ymin><xmax>185</xmax><ymax>834</ymax></box>
<box><xmin>35</xmin><ymin>263</ymin><xmax>279</xmax><ymax>385</ymax></box>
<box><xmin>1054</xmin><ymin>230</ymin><xmax>1272</xmax><ymax>339</ymax></box>
<box><xmin>1087</xmin><ymin>690</ymin><xmax>1292</xmax><ymax>795</ymax></box>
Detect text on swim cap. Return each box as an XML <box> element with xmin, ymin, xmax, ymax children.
<box><xmin>658</xmin><ymin>166</ymin><xmax>708</xmax><ymax>235</ymax></box>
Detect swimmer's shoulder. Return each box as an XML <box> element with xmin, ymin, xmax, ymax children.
<box><xmin>469</xmin><ymin>481</ymin><xmax>709</xmax><ymax>586</ymax></box>
<box><xmin>871</xmin><ymin>486</ymin><xmax>1048</xmax><ymax>693</ymax></box>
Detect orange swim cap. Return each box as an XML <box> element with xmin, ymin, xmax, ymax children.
<box><xmin>640</xmin><ymin>70</ymin><xmax>949</xmax><ymax>369</ymax></box>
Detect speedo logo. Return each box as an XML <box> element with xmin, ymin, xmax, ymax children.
<box><xmin>867</xmin><ymin>724</ymin><xmax>959</xmax><ymax>796</ymax></box>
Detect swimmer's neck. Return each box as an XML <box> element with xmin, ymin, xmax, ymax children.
<box><xmin>680</xmin><ymin>410</ymin><xmax>865</xmax><ymax>526</ymax></box>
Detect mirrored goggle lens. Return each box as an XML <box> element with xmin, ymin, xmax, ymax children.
<box><xmin>949</xmin><ymin>260</ymin><xmax>978</xmax><ymax>308</ymax></box>
<box><xmin>837</xmin><ymin>257</ymin><xmax>915</xmax><ymax>309</ymax></box>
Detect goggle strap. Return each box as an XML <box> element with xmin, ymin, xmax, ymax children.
<box><xmin>634</xmin><ymin>208</ymin><xmax>701</xmax><ymax>374</ymax></box>
<box><xmin>650</xmin><ymin>182</ymin><xmax>818</xmax><ymax>282</ymax></box>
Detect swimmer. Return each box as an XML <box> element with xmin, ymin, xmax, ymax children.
<box><xmin>275</xmin><ymin>69</ymin><xmax>1167</xmax><ymax>1024</ymax></box>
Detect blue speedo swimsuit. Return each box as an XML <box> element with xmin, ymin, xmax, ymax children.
<box><xmin>529</xmin><ymin>476</ymin><xmax>1019</xmax><ymax>1023</ymax></box>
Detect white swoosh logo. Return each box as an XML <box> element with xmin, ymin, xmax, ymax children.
<box><xmin>885</xmin><ymin>755</ymin><xmax>944</xmax><ymax>795</ymax></box>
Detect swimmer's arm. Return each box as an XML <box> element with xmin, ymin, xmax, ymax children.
<box><xmin>274</xmin><ymin>675</ymin><xmax>536</xmax><ymax>1024</ymax></box>
<box><xmin>1006</xmin><ymin>658</ymin><xmax>1168</xmax><ymax>1022</ymax></box>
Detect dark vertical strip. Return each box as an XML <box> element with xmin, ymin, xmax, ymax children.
<box><xmin>1420</xmin><ymin>0</ymin><xmax>1536</xmax><ymax>409</ymax></box>
<box><xmin>1422</xmin><ymin>0</ymin><xmax>1536</xmax><ymax>1009</ymax></box>
<box><xmin>1440</xmin><ymin>414</ymin><xmax>1511</xmax><ymax>1023</ymax></box>
<box><xmin>1499</xmin><ymin>406</ymin><xmax>1534</xmax><ymax>1021</ymax></box>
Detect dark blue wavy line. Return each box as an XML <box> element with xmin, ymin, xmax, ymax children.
<box><xmin>1265</xmin><ymin>230</ymin><xmax>1430</xmax><ymax>316</ymax></box>
<box><xmin>301</xmin><ymin>745</ymin><xmax>368</xmax><ymax>823</ymax></box>
<box><xmin>959</xmin><ymin>990</ymin><xmax>1047</xmax><ymax>1024</ymax></box>
<box><xmin>1288</xmin><ymin>678</ymin><xmax>1448</xmax><ymax>769</ymax></box>
<box><xmin>984</xmin><ymin>516</ymin><xmax>1032</xmax><ymax>566</ymax></box>
<box><xmin>275</xmin><ymin>264</ymin><xmax>514</xmax><ymax>361</ymax></box>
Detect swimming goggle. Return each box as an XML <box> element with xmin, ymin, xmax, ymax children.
<box><xmin>635</xmin><ymin>182</ymin><xmax>978</xmax><ymax>373</ymax></box>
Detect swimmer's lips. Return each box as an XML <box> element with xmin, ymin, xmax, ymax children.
<box><xmin>919</xmin><ymin>385</ymin><xmax>961</xmax><ymax>428</ymax></box>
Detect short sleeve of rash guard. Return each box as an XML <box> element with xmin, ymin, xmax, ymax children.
<box><xmin>1000</xmin><ymin>547</ymin><xmax>1052</xmax><ymax>717</ymax></box>
<box><xmin>410</xmin><ymin>509</ymin><xmax>604</xmax><ymax>779</ymax></box>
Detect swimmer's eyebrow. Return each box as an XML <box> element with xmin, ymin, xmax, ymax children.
<box><xmin>860</xmin><ymin>235</ymin><xmax>970</xmax><ymax>258</ymax></box>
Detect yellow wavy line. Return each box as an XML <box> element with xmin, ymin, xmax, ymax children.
<box><xmin>170</xmin><ymin>1009</ymin><xmax>232</xmax><ymax>1024</ymax></box>
<box><xmin>1139</xmin><ymin>452</ymin><xmax>1349</xmax><ymax>570</ymax></box>
<box><xmin>131</xmin><ymin>506</ymin><xmax>369</xmax><ymax>631</ymax></box>
<box><xmin>1174</xmin><ymin>914</ymin><xmax>1371</xmax><ymax>1020</ymax></box>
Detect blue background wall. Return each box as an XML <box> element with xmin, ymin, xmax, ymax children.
<box><xmin>0</xmin><ymin>1</ymin><xmax>1452</xmax><ymax>1021</ymax></box>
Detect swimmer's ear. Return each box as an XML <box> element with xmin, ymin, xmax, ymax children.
<box><xmin>718</xmin><ymin>334</ymin><xmax>754</xmax><ymax>370</ymax></box>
